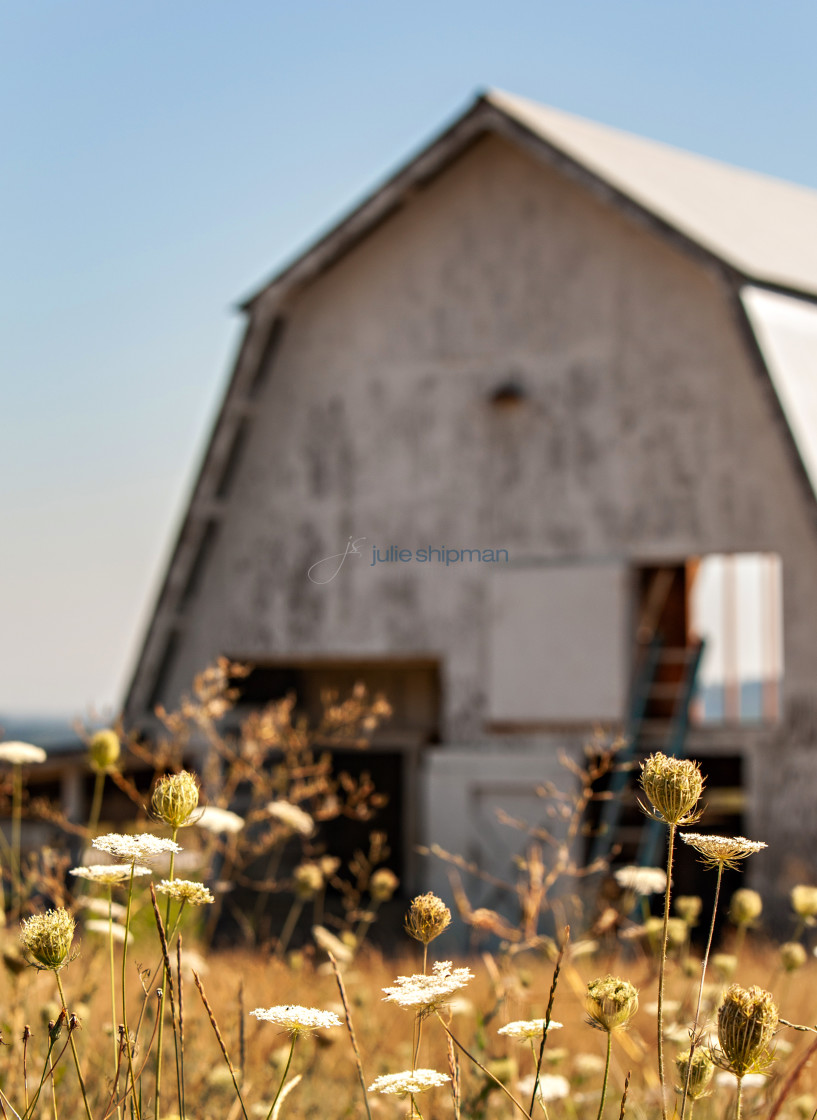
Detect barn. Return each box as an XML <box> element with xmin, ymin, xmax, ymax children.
<box><xmin>123</xmin><ymin>89</ymin><xmax>817</xmax><ymax>917</ymax></box>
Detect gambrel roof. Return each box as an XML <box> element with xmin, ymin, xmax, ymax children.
<box><xmin>124</xmin><ymin>89</ymin><xmax>817</xmax><ymax>722</ymax></box>
<box><xmin>245</xmin><ymin>88</ymin><xmax>817</xmax><ymax>312</ymax></box>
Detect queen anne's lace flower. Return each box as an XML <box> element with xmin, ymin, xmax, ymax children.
<box><xmin>498</xmin><ymin>1018</ymin><xmax>563</xmax><ymax>1040</ymax></box>
<box><xmin>382</xmin><ymin>961</ymin><xmax>473</xmax><ymax>1014</ymax></box>
<box><xmin>20</xmin><ymin>909</ymin><xmax>75</xmax><ymax>970</ymax></box>
<box><xmin>155</xmin><ymin>879</ymin><xmax>214</xmax><ymax>905</ymax></box>
<box><xmin>266</xmin><ymin>800</ymin><xmax>315</xmax><ymax>836</ymax></box>
<box><xmin>70</xmin><ymin>864</ymin><xmax>151</xmax><ymax>884</ymax></box>
<box><xmin>614</xmin><ymin>866</ymin><xmax>667</xmax><ymax>895</ymax></box>
<box><xmin>250</xmin><ymin>1005</ymin><xmax>342</xmax><ymax>1034</ymax></box>
<box><xmin>368</xmin><ymin>1069</ymin><xmax>451</xmax><ymax>1096</ymax></box>
<box><xmin>0</xmin><ymin>742</ymin><xmax>47</xmax><ymax>765</ymax></box>
<box><xmin>195</xmin><ymin>807</ymin><xmax>244</xmax><ymax>835</ymax></box>
<box><xmin>681</xmin><ymin>834</ymin><xmax>767</xmax><ymax>870</ymax></box>
<box><xmin>92</xmin><ymin>834</ymin><xmax>182</xmax><ymax>863</ymax></box>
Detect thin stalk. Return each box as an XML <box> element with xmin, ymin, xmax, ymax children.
<box><xmin>150</xmin><ymin>881</ymin><xmax>182</xmax><ymax>1120</ymax></box>
<box><xmin>49</xmin><ymin>1049</ymin><xmax>58</xmax><ymax>1120</ymax></box>
<box><xmin>735</xmin><ymin>1075</ymin><xmax>743</xmax><ymax>1120</ymax></box>
<box><xmin>264</xmin><ymin>1036</ymin><xmax>295</xmax><ymax>1120</ymax></box>
<box><xmin>436</xmin><ymin>1015</ymin><xmax>530</xmax><ymax>1118</ymax></box>
<box><xmin>54</xmin><ymin>973</ymin><xmax>93</xmax><ymax>1120</ymax></box>
<box><xmin>108</xmin><ymin>886</ymin><xmax>122</xmax><ymax>1120</ymax></box>
<box><xmin>528</xmin><ymin>929</ymin><xmax>567</xmax><ymax>1118</ymax></box>
<box><xmin>276</xmin><ymin>898</ymin><xmax>303</xmax><ymax>957</ymax></box>
<box><xmin>680</xmin><ymin>862</ymin><xmax>724</xmax><ymax>1119</ymax></box>
<box><xmin>121</xmin><ymin>863</ymin><xmax>141</xmax><ymax>1120</ymax></box>
<box><xmin>328</xmin><ymin>952</ymin><xmax>372</xmax><ymax>1120</ymax></box>
<box><xmin>617</xmin><ymin>1071</ymin><xmax>630</xmax><ymax>1120</ymax></box>
<box><xmin>657</xmin><ymin>822</ymin><xmax>677</xmax><ymax>1120</ymax></box>
<box><xmin>21</xmin><ymin>1035</ymin><xmax>56</xmax><ymax>1120</ymax></box>
<box><xmin>595</xmin><ymin>1032</ymin><xmax>612</xmax><ymax>1120</ymax></box>
<box><xmin>529</xmin><ymin>1041</ymin><xmax>550</xmax><ymax>1119</ymax></box>
<box><xmin>88</xmin><ymin>770</ymin><xmax>106</xmax><ymax>836</ymax></box>
<box><xmin>192</xmin><ymin>970</ymin><xmax>249</xmax><ymax>1120</ymax></box>
<box><xmin>154</xmin><ymin>829</ymin><xmax>178</xmax><ymax>1120</ymax></box>
<box><xmin>178</xmin><ymin>936</ymin><xmax>186</xmax><ymax>1120</ymax></box>
<box><xmin>23</xmin><ymin>1026</ymin><xmax>30</xmax><ymax>1114</ymax></box>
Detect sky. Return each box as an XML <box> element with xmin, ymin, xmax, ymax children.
<box><xmin>3</xmin><ymin>0</ymin><xmax>817</xmax><ymax>718</ymax></box>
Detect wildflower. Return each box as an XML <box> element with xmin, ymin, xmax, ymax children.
<box><xmin>88</xmin><ymin>729</ymin><xmax>120</xmax><ymax>772</ymax></box>
<box><xmin>293</xmin><ymin>862</ymin><xmax>323</xmax><ymax>899</ymax></box>
<box><xmin>681</xmin><ymin>833</ymin><xmax>766</xmax><ymax>870</ymax></box>
<box><xmin>92</xmin><ymin>833</ymin><xmax>182</xmax><ymax>863</ymax></box>
<box><xmin>20</xmin><ymin>909</ymin><xmax>75</xmax><ymax>971</ymax></box>
<box><xmin>155</xmin><ymin>879</ymin><xmax>214</xmax><ymax>905</ymax></box>
<box><xmin>676</xmin><ymin>1048</ymin><xmax>714</xmax><ymax>1099</ymax></box>
<box><xmin>791</xmin><ymin>884</ymin><xmax>817</xmax><ymax>922</ymax></box>
<box><xmin>250</xmin><ymin>1005</ymin><xmax>342</xmax><ymax>1035</ymax></box>
<box><xmin>369</xmin><ymin>867</ymin><xmax>399</xmax><ymax>902</ymax></box>
<box><xmin>498</xmin><ymin>1018</ymin><xmax>563</xmax><ymax>1040</ymax></box>
<box><xmin>730</xmin><ymin>888</ymin><xmax>763</xmax><ymax>926</ymax></box>
<box><xmin>368</xmin><ymin>1069</ymin><xmax>450</xmax><ymax>1096</ymax></box>
<box><xmin>266</xmin><ymin>800</ymin><xmax>315</xmax><ymax>837</ymax></box>
<box><xmin>675</xmin><ymin>895</ymin><xmax>703</xmax><ymax>925</ymax></box>
<box><xmin>517</xmin><ymin>1073</ymin><xmax>570</xmax><ymax>1103</ymax></box>
<box><xmin>0</xmin><ymin>741</ymin><xmax>47</xmax><ymax>765</ymax></box>
<box><xmin>383</xmin><ymin>960</ymin><xmax>473</xmax><ymax>1014</ymax></box>
<box><xmin>714</xmin><ymin>984</ymin><xmax>778</xmax><ymax>1077</ymax></box>
<box><xmin>640</xmin><ymin>752</ymin><xmax>704</xmax><ymax>825</ymax></box>
<box><xmin>780</xmin><ymin>941</ymin><xmax>807</xmax><ymax>972</ymax></box>
<box><xmin>70</xmin><ymin>864</ymin><xmax>151</xmax><ymax>885</ymax></box>
<box><xmin>614</xmin><ymin>865</ymin><xmax>667</xmax><ymax>895</ymax></box>
<box><xmin>195</xmin><ymin>806</ymin><xmax>244</xmax><ymax>835</ymax></box>
<box><xmin>151</xmin><ymin>771</ymin><xmax>200</xmax><ymax>829</ymax></box>
<box><xmin>405</xmin><ymin>892</ymin><xmax>451</xmax><ymax>945</ymax></box>
<box><xmin>585</xmin><ymin>976</ymin><xmax>639</xmax><ymax>1032</ymax></box>
<box><xmin>85</xmin><ymin>920</ymin><xmax>132</xmax><ymax>944</ymax></box>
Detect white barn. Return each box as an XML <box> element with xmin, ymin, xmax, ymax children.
<box><xmin>124</xmin><ymin>90</ymin><xmax>817</xmax><ymax>913</ymax></box>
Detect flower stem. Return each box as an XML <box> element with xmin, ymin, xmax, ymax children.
<box><xmin>154</xmin><ymin>828</ymin><xmax>178</xmax><ymax>1120</ymax></box>
<box><xmin>735</xmin><ymin>1075</ymin><xmax>743</xmax><ymax>1120</ymax></box>
<box><xmin>657</xmin><ymin>822</ymin><xmax>676</xmax><ymax>1120</ymax></box>
<box><xmin>55</xmin><ymin>972</ymin><xmax>93</xmax><ymax>1120</ymax></box>
<box><xmin>595</xmin><ymin>1031</ymin><xmax>612</xmax><ymax>1120</ymax></box>
<box><xmin>108</xmin><ymin>886</ymin><xmax>122</xmax><ymax>1120</ymax></box>
<box><xmin>265</xmin><ymin>1035</ymin><xmax>296</xmax><ymax>1120</ymax></box>
<box><xmin>88</xmin><ymin>770</ymin><xmax>106</xmax><ymax>836</ymax></box>
<box><xmin>680</xmin><ymin>861</ymin><xmax>723</xmax><ymax>1120</ymax></box>
<box><xmin>121</xmin><ymin>863</ymin><xmax>141</xmax><ymax>1120</ymax></box>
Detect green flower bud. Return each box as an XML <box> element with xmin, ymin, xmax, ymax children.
<box><xmin>89</xmin><ymin>729</ymin><xmax>121</xmax><ymax>772</ymax></box>
<box><xmin>151</xmin><ymin>771</ymin><xmax>200</xmax><ymax>829</ymax></box>
<box><xmin>675</xmin><ymin>895</ymin><xmax>703</xmax><ymax>926</ymax></box>
<box><xmin>369</xmin><ymin>868</ymin><xmax>400</xmax><ymax>903</ymax></box>
<box><xmin>20</xmin><ymin>910</ymin><xmax>75</xmax><ymax>971</ymax></box>
<box><xmin>730</xmin><ymin>888</ymin><xmax>763</xmax><ymax>927</ymax></box>
<box><xmin>791</xmin><ymin>885</ymin><xmax>817</xmax><ymax>922</ymax></box>
<box><xmin>640</xmin><ymin>753</ymin><xmax>704</xmax><ymax>826</ymax></box>
<box><xmin>780</xmin><ymin>941</ymin><xmax>807</xmax><ymax>972</ymax></box>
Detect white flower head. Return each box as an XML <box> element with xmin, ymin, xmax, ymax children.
<box><xmin>155</xmin><ymin>880</ymin><xmax>214</xmax><ymax>905</ymax></box>
<box><xmin>92</xmin><ymin>833</ymin><xmax>182</xmax><ymax>863</ymax></box>
<box><xmin>614</xmin><ymin>866</ymin><xmax>668</xmax><ymax>896</ymax></box>
<box><xmin>0</xmin><ymin>741</ymin><xmax>47</xmax><ymax>766</ymax></box>
<box><xmin>266</xmin><ymin>800</ymin><xmax>315</xmax><ymax>837</ymax></box>
<box><xmin>517</xmin><ymin>1073</ymin><xmax>570</xmax><ymax>1103</ymax></box>
<box><xmin>498</xmin><ymin>1018</ymin><xmax>563</xmax><ymax>1041</ymax></box>
<box><xmin>383</xmin><ymin>960</ymin><xmax>474</xmax><ymax>1015</ymax></box>
<box><xmin>85</xmin><ymin>919</ymin><xmax>133</xmax><ymax>945</ymax></box>
<box><xmin>70</xmin><ymin>864</ymin><xmax>151</xmax><ymax>885</ymax></box>
<box><xmin>195</xmin><ymin>806</ymin><xmax>244</xmax><ymax>835</ymax></box>
<box><xmin>368</xmin><ymin>1069</ymin><xmax>451</xmax><ymax>1096</ymax></box>
<box><xmin>681</xmin><ymin>834</ymin><xmax>767</xmax><ymax>870</ymax></box>
<box><xmin>250</xmin><ymin>1005</ymin><xmax>342</xmax><ymax>1035</ymax></box>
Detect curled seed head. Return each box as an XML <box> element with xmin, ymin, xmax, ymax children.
<box><xmin>676</xmin><ymin>1047</ymin><xmax>714</xmax><ymax>1100</ymax></box>
<box><xmin>729</xmin><ymin>888</ymin><xmax>763</xmax><ymax>927</ymax></box>
<box><xmin>369</xmin><ymin>868</ymin><xmax>400</xmax><ymax>903</ymax></box>
<box><xmin>20</xmin><ymin>910</ymin><xmax>75</xmax><ymax>972</ymax></box>
<box><xmin>640</xmin><ymin>753</ymin><xmax>704</xmax><ymax>826</ymax></box>
<box><xmin>716</xmin><ymin>984</ymin><xmax>778</xmax><ymax>1077</ymax></box>
<box><xmin>585</xmin><ymin>975</ymin><xmax>639</xmax><ymax>1033</ymax></box>
<box><xmin>405</xmin><ymin>893</ymin><xmax>451</xmax><ymax>945</ymax></box>
<box><xmin>151</xmin><ymin>771</ymin><xmax>200</xmax><ymax>829</ymax></box>
<box><xmin>780</xmin><ymin>941</ymin><xmax>807</xmax><ymax>973</ymax></box>
<box><xmin>89</xmin><ymin>729</ymin><xmax>121</xmax><ymax>772</ymax></box>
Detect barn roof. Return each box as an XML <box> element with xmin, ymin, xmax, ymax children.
<box><xmin>244</xmin><ymin>88</ymin><xmax>817</xmax><ymax>310</ymax></box>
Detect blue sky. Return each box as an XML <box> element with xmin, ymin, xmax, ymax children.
<box><xmin>3</xmin><ymin>0</ymin><xmax>817</xmax><ymax>716</ymax></box>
